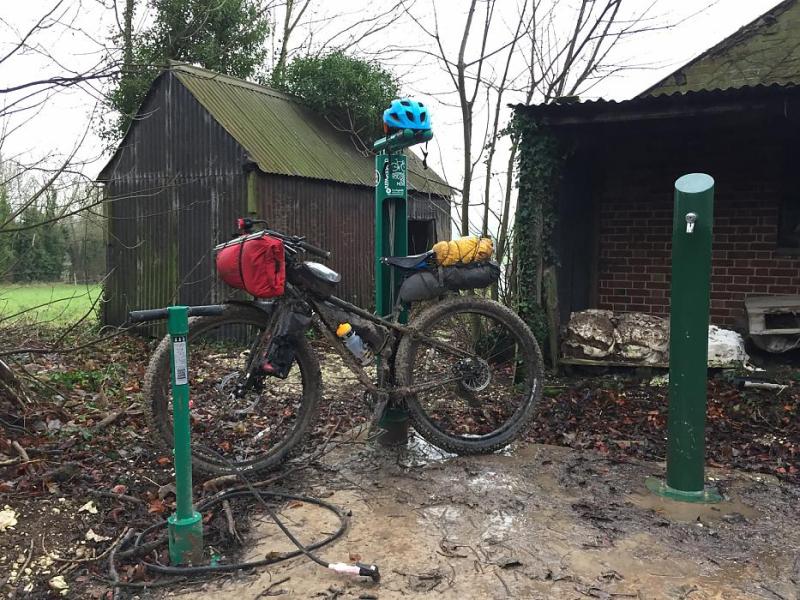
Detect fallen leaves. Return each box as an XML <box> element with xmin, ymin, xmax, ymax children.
<box><xmin>77</xmin><ymin>500</ymin><xmax>98</xmax><ymax>514</ymax></box>
<box><xmin>147</xmin><ymin>498</ymin><xmax>167</xmax><ymax>514</ymax></box>
<box><xmin>529</xmin><ymin>376</ymin><xmax>800</xmax><ymax>485</ymax></box>
<box><xmin>48</xmin><ymin>575</ymin><xmax>69</xmax><ymax>596</ymax></box>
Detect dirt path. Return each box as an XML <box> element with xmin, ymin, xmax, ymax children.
<box><xmin>170</xmin><ymin>441</ymin><xmax>800</xmax><ymax>600</ymax></box>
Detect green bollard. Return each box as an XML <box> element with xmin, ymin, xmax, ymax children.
<box><xmin>374</xmin><ymin>151</ymin><xmax>410</xmax><ymax>445</ymax></box>
<box><xmin>372</xmin><ymin>126</ymin><xmax>434</xmax><ymax>446</ymax></box>
<box><xmin>166</xmin><ymin>306</ymin><xmax>204</xmax><ymax>564</ymax></box>
<box><xmin>646</xmin><ymin>173</ymin><xmax>721</xmax><ymax>503</ymax></box>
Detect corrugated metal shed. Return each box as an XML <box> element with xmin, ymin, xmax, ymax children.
<box><xmin>170</xmin><ymin>63</ymin><xmax>450</xmax><ymax>196</ymax></box>
<box><xmin>98</xmin><ymin>67</ymin><xmax>453</xmax><ymax>327</ymax></box>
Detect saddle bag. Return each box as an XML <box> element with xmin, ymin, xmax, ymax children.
<box><xmin>398</xmin><ymin>261</ymin><xmax>500</xmax><ymax>304</ymax></box>
<box><xmin>215</xmin><ymin>233</ymin><xmax>286</xmax><ymax>298</ymax></box>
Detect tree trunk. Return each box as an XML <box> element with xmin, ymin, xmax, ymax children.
<box><xmin>122</xmin><ymin>0</ymin><xmax>134</xmax><ymax>68</ymax></box>
<box><xmin>456</xmin><ymin>0</ymin><xmax>478</xmax><ymax>236</ymax></box>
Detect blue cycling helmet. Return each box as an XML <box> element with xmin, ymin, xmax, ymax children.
<box><xmin>383</xmin><ymin>98</ymin><xmax>431</xmax><ymax>131</ymax></box>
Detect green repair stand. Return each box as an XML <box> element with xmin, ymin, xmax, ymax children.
<box><xmin>373</xmin><ymin>128</ymin><xmax>433</xmax><ymax>445</ymax></box>
<box><xmin>646</xmin><ymin>174</ymin><xmax>722</xmax><ymax>503</ymax></box>
<box><xmin>166</xmin><ymin>306</ymin><xmax>204</xmax><ymax>563</ymax></box>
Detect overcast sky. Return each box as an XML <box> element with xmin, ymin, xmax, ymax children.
<box><xmin>0</xmin><ymin>0</ymin><xmax>785</xmax><ymax>234</ymax></box>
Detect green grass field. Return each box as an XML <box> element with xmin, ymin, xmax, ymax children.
<box><xmin>0</xmin><ymin>283</ymin><xmax>103</xmax><ymax>325</ymax></box>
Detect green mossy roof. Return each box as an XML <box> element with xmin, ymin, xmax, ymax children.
<box><xmin>644</xmin><ymin>0</ymin><xmax>800</xmax><ymax>96</ymax></box>
<box><xmin>171</xmin><ymin>63</ymin><xmax>450</xmax><ymax>196</ymax></box>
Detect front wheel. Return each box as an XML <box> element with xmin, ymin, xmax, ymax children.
<box><xmin>143</xmin><ymin>303</ymin><xmax>321</xmax><ymax>476</ymax></box>
<box><xmin>395</xmin><ymin>295</ymin><xmax>543</xmax><ymax>455</ymax></box>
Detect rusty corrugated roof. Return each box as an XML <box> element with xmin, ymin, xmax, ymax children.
<box><xmin>514</xmin><ymin>82</ymin><xmax>800</xmax><ymax>126</ymax></box>
<box><xmin>171</xmin><ymin>63</ymin><xmax>451</xmax><ymax>196</ymax></box>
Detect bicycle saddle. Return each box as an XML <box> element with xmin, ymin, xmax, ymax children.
<box><xmin>381</xmin><ymin>250</ymin><xmax>434</xmax><ymax>270</ymax></box>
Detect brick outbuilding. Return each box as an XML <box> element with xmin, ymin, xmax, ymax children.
<box><xmin>515</xmin><ymin>0</ymin><xmax>800</xmax><ymax>330</ymax></box>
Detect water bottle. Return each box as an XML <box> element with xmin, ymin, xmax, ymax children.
<box><xmin>336</xmin><ymin>323</ymin><xmax>370</xmax><ymax>365</ymax></box>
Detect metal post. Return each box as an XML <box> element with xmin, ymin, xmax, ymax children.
<box><xmin>372</xmin><ymin>126</ymin><xmax>433</xmax><ymax>446</ymax></box>
<box><xmin>374</xmin><ymin>150</ymin><xmax>410</xmax><ymax>445</ymax></box>
<box><xmin>166</xmin><ymin>306</ymin><xmax>204</xmax><ymax>563</ymax></box>
<box><xmin>646</xmin><ymin>173</ymin><xmax>721</xmax><ymax>503</ymax></box>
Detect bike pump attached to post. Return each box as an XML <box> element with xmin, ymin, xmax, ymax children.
<box><xmin>646</xmin><ymin>173</ymin><xmax>721</xmax><ymax>503</ymax></box>
<box><xmin>373</xmin><ymin>126</ymin><xmax>434</xmax><ymax>445</ymax></box>
<box><xmin>130</xmin><ymin>304</ymin><xmax>225</xmax><ymax>563</ymax></box>
<box><xmin>166</xmin><ymin>306</ymin><xmax>204</xmax><ymax>563</ymax></box>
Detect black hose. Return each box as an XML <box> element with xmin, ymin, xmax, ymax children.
<box><xmin>108</xmin><ymin>411</ymin><xmax>380</xmax><ymax>588</ymax></box>
<box><xmin>134</xmin><ymin>489</ymin><xmax>348</xmax><ymax>576</ymax></box>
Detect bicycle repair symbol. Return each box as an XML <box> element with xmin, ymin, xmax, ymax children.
<box><xmin>383</xmin><ymin>155</ymin><xmax>407</xmax><ymax>196</ymax></box>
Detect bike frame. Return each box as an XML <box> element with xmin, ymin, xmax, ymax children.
<box><xmin>255</xmin><ymin>284</ymin><xmax>474</xmax><ymax>402</ymax></box>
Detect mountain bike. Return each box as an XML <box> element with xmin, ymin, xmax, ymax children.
<box><xmin>137</xmin><ymin>220</ymin><xmax>544</xmax><ymax>475</ymax></box>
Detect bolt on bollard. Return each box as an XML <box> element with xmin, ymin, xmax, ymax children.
<box><xmin>646</xmin><ymin>173</ymin><xmax>721</xmax><ymax>503</ymax></box>
<box><xmin>166</xmin><ymin>306</ymin><xmax>204</xmax><ymax>563</ymax></box>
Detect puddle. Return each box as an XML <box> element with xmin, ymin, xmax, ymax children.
<box><xmin>467</xmin><ymin>470</ymin><xmax>497</xmax><ymax>487</ymax></box>
<box><xmin>626</xmin><ymin>489</ymin><xmax>759</xmax><ymax>523</ymax></box>
<box><xmin>481</xmin><ymin>511</ymin><xmax>515</xmax><ymax>542</ymax></box>
<box><xmin>397</xmin><ymin>433</ymin><xmax>457</xmax><ymax>467</ymax></box>
<box><xmin>417</xmin><ymin>504</ymin><xmax>465</xmax><ymax>527</ymax></box>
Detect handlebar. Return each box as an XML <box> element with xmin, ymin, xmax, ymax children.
<box><xmin>128</xmin><ymin>304</ymin><xmax>225</xmax><ymax>323</ymax></box>
<box><xmin>218</xmin><ymin>218</ymin><xmax>331</xmax><ymax>259</ymax></box>
<box><xmin>297</xmin><ymin>240</ymin><xmax>330</xmax><ymax>259</ymax></box>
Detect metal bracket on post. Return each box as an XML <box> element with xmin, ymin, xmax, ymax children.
<box><xmin>166</xmin><ymin>306</ymin><xmax>204</xmax><ymax>563</ymax></box>
<box><xmin>646</xmin><ymin>173</ymin><xmax>721</xmax><ymax>503</ymax></box>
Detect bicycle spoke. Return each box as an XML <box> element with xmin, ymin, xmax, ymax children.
<box><xmin>167</xmin><ymin>320</ymin><xmax>308</xmax><ymax>466</ymax></box>
<box><xmin>407</xmin><ymin>308</ymin><xmax>534</xmax><ymax>440</ymax></box>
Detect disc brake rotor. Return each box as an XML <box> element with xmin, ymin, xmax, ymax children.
<box><xmin>453</xmin><ymin>357</ymin><xmax>491</xmax><ymax>392</ymax></box>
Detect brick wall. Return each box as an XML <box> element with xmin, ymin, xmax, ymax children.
<box><xmin>595</xmin><ymin>124</ymin><xmax>800</xmax><ymax>328</ymax></box>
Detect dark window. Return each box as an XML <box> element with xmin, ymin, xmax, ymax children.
<box><xmin>408</xmin><ymin>219</ymin><xmax>436</xmax><ymax>254</ymax></box>
<box><xmin>777</xmin><ymin>195</ymin><xmax>800</xmax><ymax>250</ymax></box>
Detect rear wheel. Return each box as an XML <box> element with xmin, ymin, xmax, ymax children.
<box><xmin>395</xmin><ymin>295</ymin><xmax>543</xmax><ymax>454</ymax></box>
<box><xmin>144</xmin><ymin>304</ymin><xmax>321</xmax><ymax>476</ymax></box>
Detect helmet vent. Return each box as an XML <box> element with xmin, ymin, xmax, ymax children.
<box><xmin>405</xmin><ymin>110</ymin><xmax>414</xmax><ymax>120</ymax></box>
<box><xmin>400</xmin><ymin>99</ymin><xmax>411</xmax><ymax>106</ymax></box>
<box><xmin>420</xmin><ymin>111</ymin><xmax>427</xmax><ymax>121</ymax></box>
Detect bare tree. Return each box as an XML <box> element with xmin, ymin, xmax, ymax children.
<box><xmin>391</xmin><ymin>0</ymin><xmax>665</xmax><ymax>309</ymax></box>
<box><xmin>270</xmin><ymin>0</ymin><xmax>314</xmax><ymax>82</ymax></box>
<box><xmin>265</xmin><ymin>0</ymin><xmax>408</xmax><ymax>80</ymax></box>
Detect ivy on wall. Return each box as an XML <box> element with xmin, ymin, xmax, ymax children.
<box><xmin>513</xmin><ymin>114</ymin><xmax>563</xmax><ymax>347</ymax></box>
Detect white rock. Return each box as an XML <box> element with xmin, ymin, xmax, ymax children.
<box><xmin>0</xmin><ymin>506</ymin><xmax>18</xmax><ymax>531</ymax></box>
<box><xmin>707</xmin><ymin>325</ymin><xmax>747</xmax><ymax>368</ymax></box>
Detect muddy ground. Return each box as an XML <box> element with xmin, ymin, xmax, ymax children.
<box><xmin>1</xmin><ymin>327</ymin><xmax>799</xmax><ymax>598</ymax></box>
<box><xmin>165</xmin><ymin>437</ymin><xmax>800</xmax><ymax>600</ymax></box>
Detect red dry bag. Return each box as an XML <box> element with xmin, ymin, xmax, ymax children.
<box><xmin>215</xmin><ymin>234</ymin><xmax>286</xmax><ymax>298</ymax></box>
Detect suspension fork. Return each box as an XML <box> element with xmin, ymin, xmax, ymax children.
<box><xmin>234</xmin><ymin>303</ymin><xmax>285</xmax><ymax>398</ymax></box>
